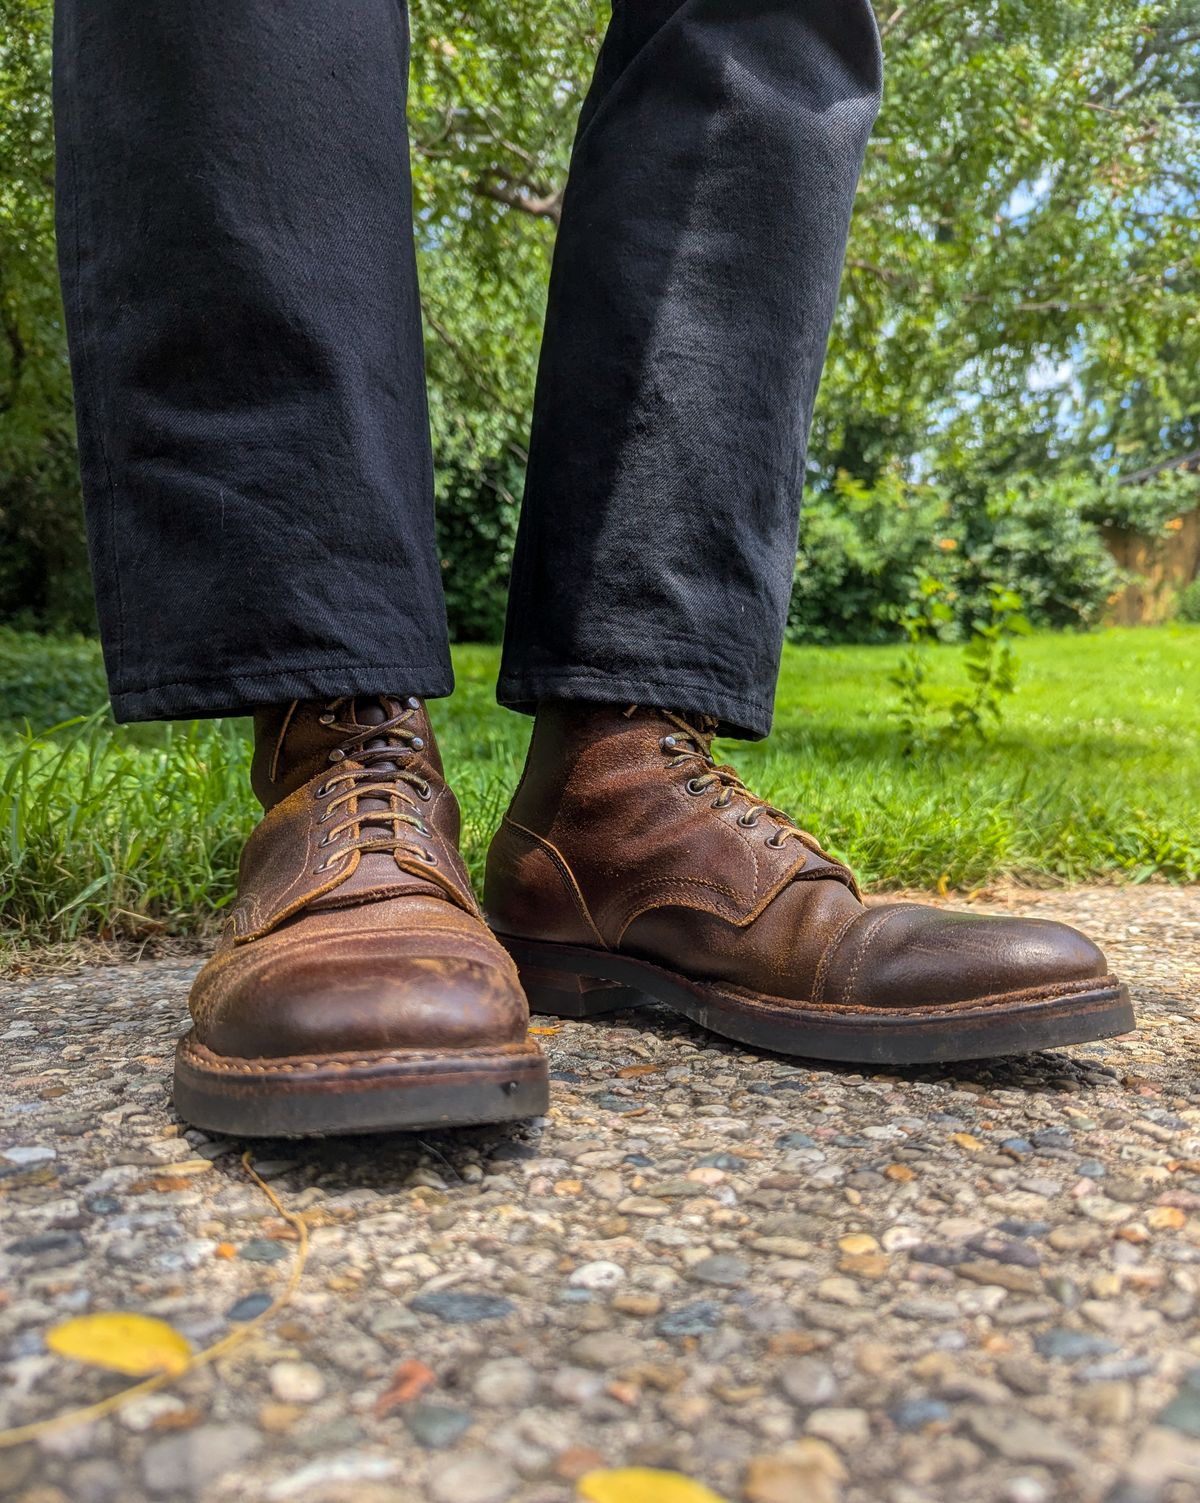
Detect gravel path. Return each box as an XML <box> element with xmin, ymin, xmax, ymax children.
<box><xmin>2</xmin><ymin>887</ymin><xmax>1199</xmax><ymax>1503</ymax></box>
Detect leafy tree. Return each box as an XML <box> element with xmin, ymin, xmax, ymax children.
<box><xmin>1</xmin><ymin>0</ymin><xmax>1197</xmax><ymax>639</ymax></box>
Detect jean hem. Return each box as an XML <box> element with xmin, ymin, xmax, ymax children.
<box><xmin>495</xmin><ymin>667</ymin><xmax>773</xmax><ymax>741</ymax></box>
<box><xmin>108</xmin><ymin>658</ymin><xmax>456</xmax><ymax>724</ymax></box>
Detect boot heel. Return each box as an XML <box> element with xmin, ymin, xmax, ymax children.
<box><xmin>519</xmin><ymin>963</ymin><xmax>644</xmax><ymax>1019</ymax></box>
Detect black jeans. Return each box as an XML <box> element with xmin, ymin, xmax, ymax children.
<box><xmin>54</xmin><ymin>0</ymin><xmax>881</xmax><ymax>739</ymax></box>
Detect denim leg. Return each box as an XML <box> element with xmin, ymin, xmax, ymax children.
<box><xmin>54</xmin><ymin>0</ymin><xmax>450</xmax><ymax>722</ymax></box>
<box><xmin>499</xmin><ymin>0</ymin><xmax>882</xmax><ymax>739</ymax></box>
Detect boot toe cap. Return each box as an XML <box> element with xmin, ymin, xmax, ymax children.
<box><xmin>191</xmin><ymin>926</ymin><xmax>529</xmax><ymax>1061</ymax></box>
<box><xmin>826</xmin><ymin>905</ymin><xmax>1108</xmax><ymax>1010</ymax></box>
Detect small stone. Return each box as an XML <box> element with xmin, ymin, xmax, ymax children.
<box><xmin>806</xmin><ymin>1407</ymin><xmax>870</xmax><ymax>1449</ymax></box>
<box><xmin>410</xmin><ymin>1291</ymin><xmax>516</xmax><ymax>1323</ymax></box>
<box><xmin>656</xmin><ymin>1301</ymin><xmax>723</xmax><ymax>1336</ymax></box>
<box><xmin>239</xmin><ymin>1238</ymin><xmax>289</xmax><ymax>1263</ymax></box>
<box><xmin>428</xmin><ymin>1451</ymin><xmax>516</xmax><ymax>1503</ymax></box>
<box><xmin>1077</xmin><ymin>1382</ymin><xmax>1134</xmax><ymax>1425</ymax></box>
<box><xmin>571</xmin><ymin>1331</ymin><xmax>642</xmax><ymax>1369</ymax></box>
<box><xmin>473</xmin><ymin>1357</ymin><xmax>538</xmax><ymax>1407</ymax></box>
<box><xmin>890</xmin><ymin>1397</ymin><xmax>952</xmax><ymax>1431</ymax></box>
<box><xmin>965</xmin><ymin>1408</ymin><xmax>1083</xmax><ymax>1467</ymax></box>
<box><xmin>568</xmin><ymin>1260</ymin><xmax>626</xmax><ymax>1291</ymax></box>
<box><xmin>780</xmin><ymin>1357</ymin><xmax>839</xmax><ymax>1408</ymax></box>
<box><xmin>269</xmin><ymin>1361</ymin><xmax>326</xmax><ymax>1404</ymax></box>
<box><xmin>141</xmin><ymin>1424</ymin><xmax>261</xmax><ymax>1494</ymax></box>
<box><xmin>837</xmin><ymin>1234</ymin><xmax>879</xmax><ymax>1256</ymax></box>
<box><xmin>1034</xmin><ymin>1330</ymin><xmax>1119</xmax><ymax>1361</ymax></box>
<box><xmin>119</xmin><ymin>1394</ymin><xmax>188</xmax><ymax>1432</ymax></box>
<box><xmin>1157</xmin><ymin>1367</ymin><xmax>1200</xmax><ymax>1438</ymax></box>
<box><xmin>227</xmin><ymin>1292</ymin><xmax>272</xmax><ymax>1322</ymax></box>
<box><xmin>264</xmin><ymin>1453</ymin><xmax>400</xmax><ymax>1500</ymax></box>
<box><xmin>612</xmin><ymin>1292</ymin><xmax>663</xmax><ymax>1317</ymax></box>
<box><xmin>2</xmin><ymin>1146</ymin><xmax>56</xmax><ymax>1165</ymax></box>
<box><xmin>956</xmin><ymin>1261</ymin><xmax>1042</xmax><ymax>1294</ymax></box>
<box><xmin>690</xmin><ymin>1254</ymin><xmax>749</xmax><ymax>1288</ymax></box>
<box><xmin>1147</xmin><ymin>1206</ymin><xmax>1187</xmax><ymax>1231</ymax></box>
<box><xmin>403</xmin><ymin>1401</ymin><xmax>473</xmax><ymax>1449</ymax></box>
<box><xmin>744</xmin><ymin>1439</ymin><xmax>846</xmax><ymax>1503</ymax></box>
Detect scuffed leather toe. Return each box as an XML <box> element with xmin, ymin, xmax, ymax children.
<box><xmin>820</xmin><ymin>904</ymin><xmax>1108</xmax><ymax>1011</ymax></box>
<box><xmin>190</xmin><ymin>902</ymin><xmax>530</xmax><ymax>1061</ymax></box>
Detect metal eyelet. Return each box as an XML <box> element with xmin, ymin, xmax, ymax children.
<box><xmin>685</xmin><ymin>778</ymin><xmax>707</xmax><ymax>795</ymax></box>
<box><xmin>411</xmin><ymin>736</ymin><xmax>425</xmax><ymax>750</ymax></box>
<box><xmin>416</xmin><ymin>781</ymin><xmax>432</xmax><ymax>801</ymax></box>
<box><xmin>765</xmin><ymin>831</ymin><xmax>787</xmax><ymax>849</ymax></box>
<box><xmin>318</xmin><ymin>712</ymin><xmax>335</xmax><ymax>725</ymax></box>
<box><xmin>407</xmin><ymin>696</ymin><xmax>421</xmax><ymax>709</ymax></box>
<box><xmin>660</xmin><ymin>735</ymin><xmax>677</xmax><ymax>751</ymax></box>
<box><xmin>415</xmin><ymin>848</ymin><xmax>438</xmax><ymax>865</ymax></box>
<box><xmin>738</xmin><ymin>811</ymin><xmax>760</xmax><ymax>828</ymax></box>
<box><xmin>328</xmin><ymin>748</ymin><xmax>346</xmax><ymax>763</ymax></box>
<box><xmin>318</xmin><ymin>831</ymin><xmax>333</xmax><ymax>847</ymax></box>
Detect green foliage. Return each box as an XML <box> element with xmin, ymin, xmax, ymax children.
<box><xmin>890</xmin><ymin>578</ymin><xmax>1029</xmax><ymax>752</ymax></box>
<box><xmin>2</xmin><ymin>0</ymin><xmax>1199</xmax><ymax>640</ymax></box>
<box><xmin>3</xmin><ymin>627</ymin><xmax>1199</xmax><ymax>954</ymax></box>
<box><xmin>0</xmin><ymin>627</ymin><xmax>107</xmax><ymax>725</ymax></box>
<box><xmin>953</xmin><ymin>473</ymin><xmax>1123</xmax><ymax>630</ymax></box>
<box><xmin>1176</xmin><ymin>577</ymin><xmax>1200</xmax><ymax>623</ymax></box>
<box><xmin>788</xmin><ymin>469</ymin><xmax>958</xmax><ymax>644</ymax></box>
<box><xmin>789</xmin><ymin>467</ymin><xmax>1129</xmax><ymax>646</ymax></box>
<box><xmin>0</xmin><ymin>0</ymin><xmax>94</xmax><ymax>634</ymax></box>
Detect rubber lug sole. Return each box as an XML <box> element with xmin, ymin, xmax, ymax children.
<box><xmin>173</xmin><ymin>1035</ymin><xmax>549</xmax><ymax>1137</ymax></box>
<box><xmin>498</xmin><ymin>935</ymin><xmax>1135</xmax><ymax>1066</ymax></box>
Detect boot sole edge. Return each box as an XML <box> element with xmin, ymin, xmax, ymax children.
<box><xmin>497</xmin><ymin>935</ymin><xmax>1135</xmax><ymax>1065</ymax></box>
<box><xmin>173</xmin><ymin>1036</ymin><xmax>549</xmax><ymax>1137</ymax></box>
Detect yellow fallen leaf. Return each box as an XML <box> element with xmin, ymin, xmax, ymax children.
<box><xmin>46</xmin><ymin>1313</ymin><xmax>192</xmax><ymax>1378</ymax></box>
<box><xmin>578</xmin><ymin>1468</ymin><xmax>730</xmax><ymax>1503</ymax></box>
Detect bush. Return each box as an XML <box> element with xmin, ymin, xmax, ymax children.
<box><xmin>788</xmin><ymin>469</ymin><xmax>957</xmax><ymax>644</ymax></box>
<box><xmin>788</xmin><ymin>468</ymin><xmax>1125</xmax><ymax>645</ymax></box>
<box><xmin>1177</xmin><ymin>577</ymin><xmax>1200</xmax><ymax>624</ymax></box>
<box><xmin>953</xmin><ymin>473</ymin><xmax>1121</xmax><ymax>631</ymax></box>
<box><xmin>0</xmin><ymin>628</ymin><xmax>108</xmax><ymax>728</ymax></box>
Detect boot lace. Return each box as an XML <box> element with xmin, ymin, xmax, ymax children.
<box><xmin>656</xmin><ymin>710</ymin><xmax>826</xmax><ymax>855</ymax></box>
<box><xmin>311</xmin><ymin>696</ymin><xmax>437</xmax><ymax>875</ymax></box>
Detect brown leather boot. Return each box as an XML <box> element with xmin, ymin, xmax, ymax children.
<box><xmin>174</xmin><ymin>697</ymin><xmax>548</xmax><ymax>1135</ymax></box>
<box><xmin>484</xmin><ymin>703</ymin><xmax>1133</xmax><ymax>1064</ymax></box>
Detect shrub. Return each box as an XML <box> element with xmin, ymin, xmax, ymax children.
<box><xmin>788</xmin><ymin>468</ymin><xmax>957</xmax><ymax>644</ymax></box>
<box><xmin>953</xmin><ymin>473</ymin><xmax>1121</xmax><ymax>631</ymax></box>
<box><xmin>1177</xmin><ymin>577</ymin><xmax>1200</xmax><ymax>624</ymax></box>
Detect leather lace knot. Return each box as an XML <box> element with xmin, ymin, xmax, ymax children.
<box><xmin>656</xmin><ymin>709</ymin><xmax>827</xmax><ymax>856</ymax></box>
<box><xmin>312</xmin><ymin>696</ymin><xmax>437</xmax><ymax>875</ymax></box>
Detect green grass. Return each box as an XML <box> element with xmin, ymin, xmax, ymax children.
<box><xmin>2</xmin><ymin>625</ymin><xmax>1198</xmax><ymax>953</ymax></box>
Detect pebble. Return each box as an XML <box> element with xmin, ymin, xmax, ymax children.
<box><xmin>404</xmin><ymin>1401</ymin><xmax>474</xmax><ymax>1448</ymax></box>
<box><xmin>269</xmin><ymin>1360</ymin><xmax>326</xmax><ymax>1404</ymax></box>
<box><xmin>1034</xmin><ymin>1330</ymin><xmax>1120</xmax><ymax>1360</ymax></box>
<box><xmin>656</xmin><ymin>1300</ymin><xmax>723</xmax><ymax>1336</ymax></box>
<box><xmin>690</xmin><ymin>1254</ymin><xmax>749</xmax><ymax>1287</ymax></box>
<box><xmin>141</xmin><ymin>1424</ymin><xmax>261</xmax><ymax>1494</ymax></box>
<box><xmin>780</xmin><ymin>1357</ymin><xmax>839</xmax><ymax>1407</ymax></box>
<box><xmin>410</xmin><ymin>1292</ymin><xmax>516</xmax><ymax>1323</ymax></box>
<box><xmin>428</xmin><ymin>1451</ymin><xmax>517</xmax><ymax>1503</ymax></box>
<box><xmin>806</xmin><ymin>1407</ymin><xmax>870</xmax><ymax>1448</ymax></box>
<box><xmin>568</xmin><ymin>1260</ymin><xmax>626</xmax><ymax>1291</ymax></box>
<box><xmin>227</xmin><ymin>1291</ymin><xmax>273</xmax><ymax>1321</ymax></box>
<box><xmin>473</xmin><ymin>1357</ymin><xmax>538</xmax><ymax>1407</ymax></box>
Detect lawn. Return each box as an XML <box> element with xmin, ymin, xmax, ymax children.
<box><xmin>1</xmin><ymin>625</ymin><xmax>1197</xmax><ymax>953</ymax></box>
